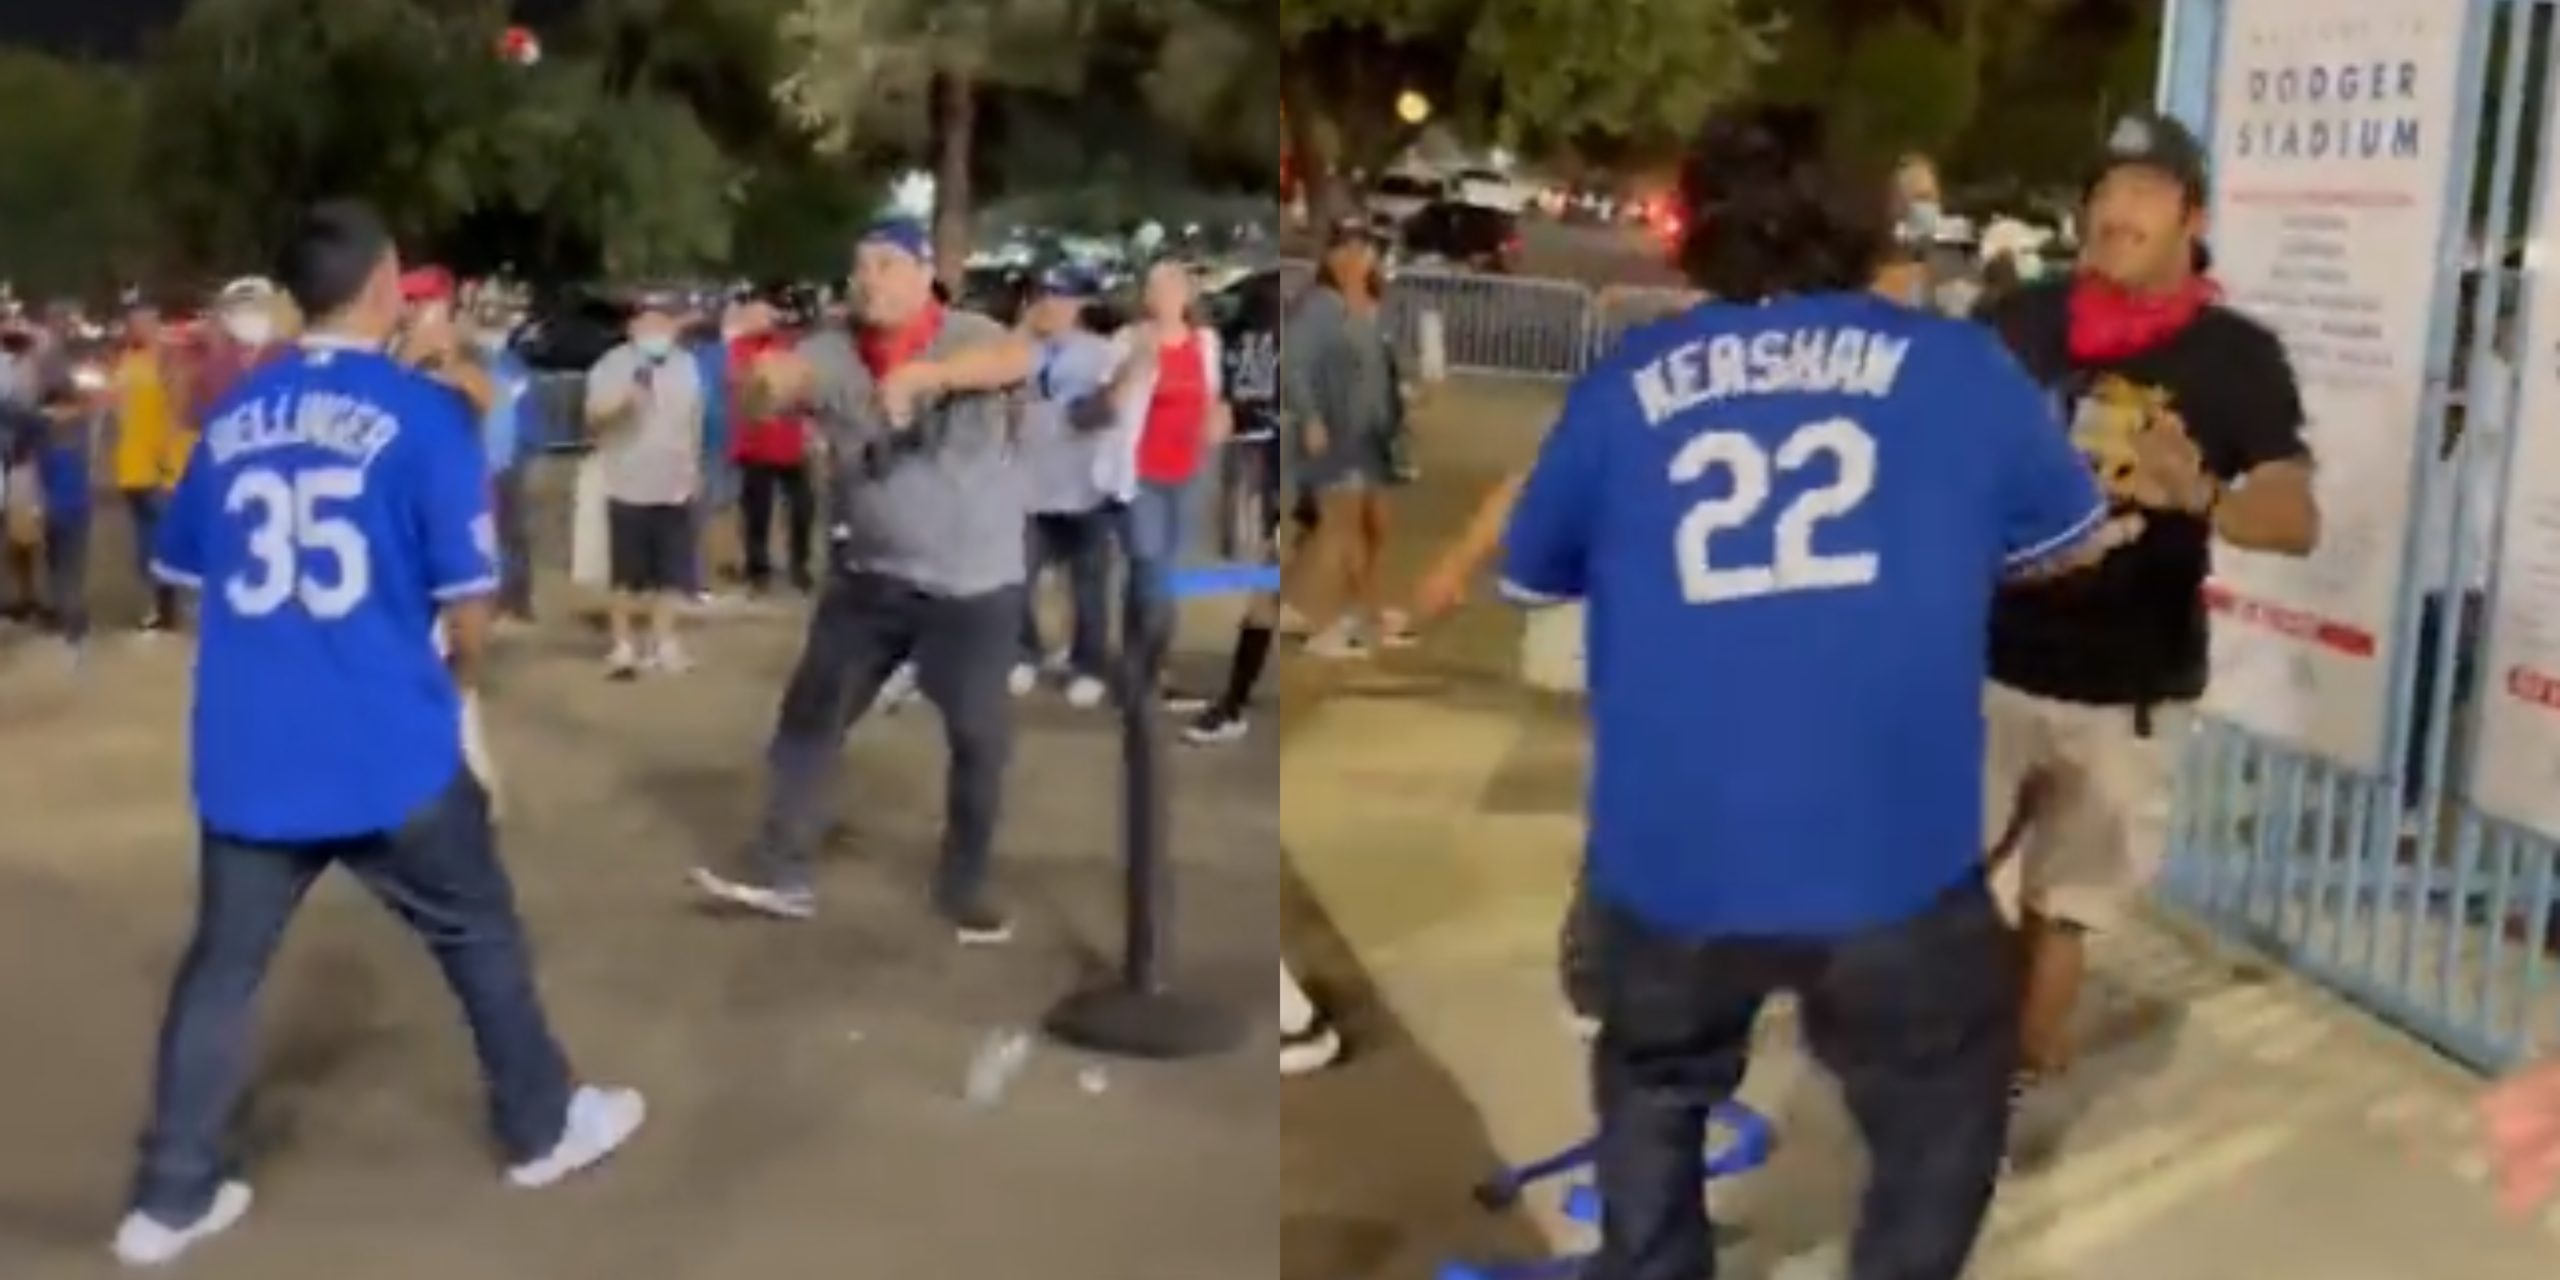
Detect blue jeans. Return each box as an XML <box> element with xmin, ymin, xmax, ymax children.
<box><xmin>1121</xmin><ymin>480</ymin><xmax>1191</xmax><ymax>660</ymax></box>
<box><xmin>128</xmin><ymin>774</ymin><xmax>574</xmax><ymax>1223</ymax></box>
<box><xmin>1021</xmin><ymin>507</ymin><xmax>1118</xmax><ymax>677</ymax></box>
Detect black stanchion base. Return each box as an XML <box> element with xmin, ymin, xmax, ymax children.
<box><xmin>1044</xmin><ymin>984</ymin><xmax>1246</xmax><ymax>1060</ymax></box>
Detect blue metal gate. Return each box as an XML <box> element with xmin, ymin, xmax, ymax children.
<box><xmin>2155</xmin><ymin>0</ymin><xmax>2560</xmax><ymax>1072</ymax></box>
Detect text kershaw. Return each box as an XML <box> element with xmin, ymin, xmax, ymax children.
<box><xmin>1632</xmin><ymin>326</ymin><xmax>1912</xmax><ymax>428</ymax></box>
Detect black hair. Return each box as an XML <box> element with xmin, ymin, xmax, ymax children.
<box><xmin>1675</xmin><ymin>106</ymin><xmax>1889</xmax><ymax>302</ymax></box>
<box><xmin>275</xmin><ymin>200</ymin><xmax>393</xmax><ymax>322</ymax></box>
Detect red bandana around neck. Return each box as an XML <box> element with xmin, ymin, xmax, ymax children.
<box><xmin>2066</xmin><ymin>272</ymin><xmax>2220</xmax><ymax>363</ymax></box>
<box><xmin>857</xmin><ymin>302</ymin><xmax>945</xmax><ymax>378</ymax></box>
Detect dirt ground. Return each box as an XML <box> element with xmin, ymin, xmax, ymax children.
<box><xmin>0</xmin><ymin>487</ymin><xmax>1279</xmax><ymax>1280</ymax></box>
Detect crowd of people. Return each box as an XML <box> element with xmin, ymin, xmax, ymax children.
<box><xmin>16</xmin><ymin>196</ymin><xmax>1315</xmax><ymax>1265</ymax></box>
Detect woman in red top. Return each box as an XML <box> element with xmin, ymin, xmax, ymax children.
<box><xmin>724</xmin><ymin>297</ymin><xmax>816</xmax><ymax>593</ymax></box>
<box><xmin>1115</xmin><ymin>261</ymin><xmax>1229</xmax><ymax>653</ymax></box>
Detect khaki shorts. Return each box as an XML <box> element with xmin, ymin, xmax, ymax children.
<box><xmin>1983</xmin><ymin>682</ymin><xmax>2190</xmax><ymax>930</ymax></box>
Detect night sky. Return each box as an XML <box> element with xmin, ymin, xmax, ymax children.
<box><xmin>0</xmin><ymin>0</ymin><xmax>585</xmax><ymax>60</ymax></box>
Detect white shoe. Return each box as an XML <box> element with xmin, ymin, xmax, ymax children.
<box><xmin>111</xmin><ymin>1181</ymin><xmax>253</xmax><ymax>1268</ymax></box>
<box><xmin>1277</xmin><ymin>603</ymin><xmax>1313</xmax><ymax>637</ymax></box>
<box><xmin>604</xmin><ymin>641</ymin><xmax>640</xmax><ymax>679</ymax></box>
<box><xmin>1302</xmin><ymin>621</ymin><xmax>1370</xmax><ymax>661</ymax></box>
<box><xmin>1374</xmin><ymin>609</ymin><xmax>1421</xmax><ymax>650</ymax></box>
<box><xmin>1280</xmin><ymin>1021</ymin><xmax>1344</xmax><ymax>1077</ymax></box>
<box><xmin>1064</xmin><ymin>675</ymin><xmax>1108</xmax><ymax>709</ymax></box>
<box><xmin>688</xmin><ymin>867</ymin><xmax>818</xmax><ymax>920</ymax></box>
<box><xmin>506</xmin><ymin>1085</ymin><xmax>648</xmax><ymax>1189</ymax></box>
<box><xmin>872</xmin><ymin>663</ymin><xmax>919</xmax><ymax>714</ymax></box>
<box><xmin>646</xmin><ymin>641</ymin><xmax>695</xmax><ymax>675</ymax></box>
<box><xmin>1008</xmin><ymin>663</ymin><xmax>1040</xmax><ymax>697</ymax></box>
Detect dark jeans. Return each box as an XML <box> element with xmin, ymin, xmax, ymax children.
<box><xmin>129</xmin><ymin>775</ymin><xmax>573</xmax><ymax>1224</ymax></box>
<box><xmin>738</xmin><ymin>462</ymin><xmax>815</xmax><ymax>590</ymax></box>
<box><xmin>1020</xmin><ymin>507</ymin><xmax>1117</xmax><ymax>676</ymax></box>
<box><xmin>45</xmin><ymin>515</ymin><xmax>89</xmax><ymax>640</ymax></box>
<box><xmin>492</xmin><ymin>464</ymin><xmax>534</xmax><ymax>620</ymax></box>
<box><xmin>748</xmin><ymin>571</ymin><xmax>1019</xmax><ymax>910</ymax></box>
<box><xmin>123</xmin><ymin>488</ymin><xmax>177</xmax><ymax>626</ymax></box>
<box><xmin>1589</xmin><ymin>875</ymin><xmax>2016</xmax><ymax>1280</ymax></box>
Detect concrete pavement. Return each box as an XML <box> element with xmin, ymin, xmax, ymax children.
<box><xmin>0</xmin><ymin>506</ymin><xmax>1278</xmax><ymax>1279</ymax></box>
<box><xmin>1279</xmin><ymin>377</ymin><xmax>2560</xmax><ymax>1278</ymax></box>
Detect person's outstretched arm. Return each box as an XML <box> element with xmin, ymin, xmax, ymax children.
<box><xmin>2484</xmin><ymin>1055</ymin><xmax>2560</xmax><ymax>1214</ymax></box>
<box><xmin>1412</xmin><ymin>470</ymin><xmax>1525</xmax><ymax>623</ymax></box>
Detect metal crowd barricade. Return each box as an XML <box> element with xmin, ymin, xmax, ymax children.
<box><xmin>1587</xmin><ymin>286</ymin><xmax>1702</xmax><ymax>363</ymax></box>
<box><xmin>1380</xmin><ymin>269</ymin><xmax>1597</xmax><ymax>382</ymax></box>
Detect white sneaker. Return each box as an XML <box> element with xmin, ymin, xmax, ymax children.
<box><xmin>505</xmin><ymin>1085</ymin><xmax>648</xmax><ymax>1189</ymax></box>
<box><xmin>1302</xmin><ymin>621</ymin><xmax>1370</xmax><ymax>661</ymax></box>
<box><xmin>872</xmin><ymin>663</ymin><xmax>920</xmax><ymax>714</ymax></box>
<box><xmin>1374</xmin><ymin>609</ymin><xmax>1421</xmax><ymax>650</ymax></box>
<box><xmin>605</xmin><ymin>641</ymin><xmax>640</xmax><ymax>680</ymax></box>
<box><xmin>646</xmin><ymin>641</ymin><xmax>695</xmax><ymax>675</ymax></box>
<box><xmin>1064</xmin><ymin>675</ymin><xmax>1109</xmax><ymax>709</ymax></box>
<box><xmin>1280</xmin><ymin>1021</ymin><xmax>1344</xmax><ymax>1077</ymax></box>
<box><xmin>1277</xmin><ymin>603</ymin><xmax>1313</xmax><ymax>637</ymax></box>
<box><xmin>111</xmin><ymin>1181</ymin><xmax>253</xmax><ymax>1268</ymax></box>
<box><xmin>1008</xmin><ymin>663</ymin><xmax>1040</xmax><ymax>697</ymax></box>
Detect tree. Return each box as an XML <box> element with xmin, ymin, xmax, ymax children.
<box><xmin>137</xmin><ymin>0</ymin><xmax>745</xmax><ymax>283</ymax></box>
<box><xmin>775</xmin><ymin>0</ymin><xmax>1106</xmax><ymax>280</ymax></box>
<box><xmin>0</xmin><ymin>52</ymin><xmax>146</xmax><ymax>296</ymax></box>
<box><xmin>140</xmin><ymin>0</ymin><xmax>518</xmax><ymax>274</ymax></box>
<box><xmin>1280</xmin><ymin>0</ymin><xmax>1780</xmax><ymax>217</ymax></box>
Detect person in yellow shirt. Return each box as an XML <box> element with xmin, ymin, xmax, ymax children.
<box><xmin>110</xmin><ymin>299</ymin><xmax>184</xmax><ymax>633</ymax></box>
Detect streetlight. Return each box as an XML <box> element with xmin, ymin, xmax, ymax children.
<box><xmin>1396</xmin><ymin>90</ymin><xmax>1433</xmax><ymax>126</ymax></box>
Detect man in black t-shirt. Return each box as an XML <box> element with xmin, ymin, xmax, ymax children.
<box><xmin>1980</xmin><ymin>112</ymin><xmax>2321</xmax><ymax>1106</ymax></box>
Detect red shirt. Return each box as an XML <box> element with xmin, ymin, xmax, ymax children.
<box><xmin>728</xmin><ymin>331</ymin><xmax>807</xmax><ymax>466</ymax></box>
<box><xmin>857</xmin><ymin>304</ymin><xmax>944</xmax><ymax>379</ymax></box>
<box><xmin>1135</xmin><ymin>333</ymin><xmax>1210</xmax><ymax>485</ymax></box>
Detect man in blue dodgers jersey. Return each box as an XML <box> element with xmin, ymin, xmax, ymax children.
<box><xmin>1499</xmin><ymin>108</ymin><xmax>2141</xmax><ymax>1280</ymax></box>
<box><xmin>113</xmin><ymin>202</ymin><xmax>643</xmax><ymax>1269</ymax></box>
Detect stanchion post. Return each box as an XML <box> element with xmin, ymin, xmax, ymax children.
<box><xmin>1042</xmin><ymin>578</ymin><xmax>1248</xmax><ymax>1060</ymax></box>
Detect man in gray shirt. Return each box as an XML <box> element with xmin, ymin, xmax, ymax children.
<box><xmin>689</xmin><ymin>220</ymin><xmax>1037</xmax><ymax>943</ymax></box>
<box><xmin>584</xmin><ymin>292</ymin><xmax>706</xmax><ymax>677</ymax></box>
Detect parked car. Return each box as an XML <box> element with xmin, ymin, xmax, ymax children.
<box><xmin>1401</xmin><ymin>201</ymin><xmax>1524</xmax><ymax>274</ymax></box>
<box><xmin>511</xmin><ymin>288</ymin><xmax>630</xmax><ymax>372</ymax></box>
<box><xmin>1450</xmin><ymin>167</ymin><xmax>1538</xmax><ymax>215</ymax></box>
<box><xmin>1366</xmin><ymin>170</ymin><xmax>1447</xmax><ymax>234</ymax></box>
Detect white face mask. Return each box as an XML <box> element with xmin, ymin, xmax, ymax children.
<box><xmin>223</xmin><ymin>311</ymin><xmax>274</xmax><ymax>348</ymax></box>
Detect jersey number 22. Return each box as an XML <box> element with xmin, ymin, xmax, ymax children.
<box><xmin>225</xmin><ymin>467</ymin><xmax>371</xmax><ymax>620</ymax></box>
<box><xmin>1671</xmin><ymin>417</ymin><xmax>1878</xmax><ymax>605</ymax></box>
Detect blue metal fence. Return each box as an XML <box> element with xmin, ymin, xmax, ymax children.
<box><xmin>2155</xmin><ymin>0</ymin><xmax>2560</xmax><ymax>1072</ymax></box>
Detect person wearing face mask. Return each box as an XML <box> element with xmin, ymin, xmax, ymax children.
<box><xmin>583</xmin><ymin>291</ymin><xmax>706</xmax><ymax>678</ymax></box>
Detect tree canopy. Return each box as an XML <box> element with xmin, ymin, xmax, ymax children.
<box><xmin>0</xmin><ymin>0</ymin><xmax>1270</xmax><ymax>299</ymax></box>
<box><xmin>1281</xmin><ymin>0</ymin><xmax>2162</xmax><ymax>206</ymax></box>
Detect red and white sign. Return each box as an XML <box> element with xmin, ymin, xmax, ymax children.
<box><xmin>2199</xmin><ymin>0</ymin><xmax>2468</xmax><ymax>769</ymax></box>
<box><xmin>2466</xmin><ymin>58</ymin><xmax>2560</xmax><ymax>836</ymax></box>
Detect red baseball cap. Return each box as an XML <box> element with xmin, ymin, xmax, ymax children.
<box><xmin>399</xmin><ymin>266</ymin><xmax>456</xmax><ymax>304</ymax></box>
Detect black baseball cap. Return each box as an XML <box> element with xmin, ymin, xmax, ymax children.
<box><xmin>2090</xmin><ymin>110</ymin><xmax>2209</xmax><ymax>203</ymax></box>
